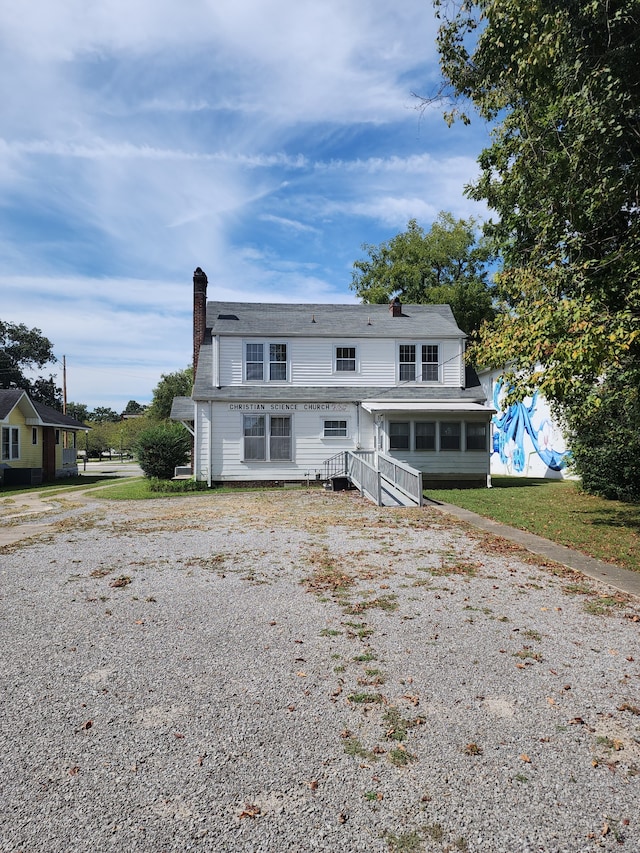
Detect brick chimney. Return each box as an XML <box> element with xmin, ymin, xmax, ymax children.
<box><xmin>193</xmin><ymin>266</ymin><xmax>208</xmax><ymax>377</ymax></box>
<box><xmin>389</xmin><ymin>296</ymin><xmax>402</xmax><ymax>317</ymax></box>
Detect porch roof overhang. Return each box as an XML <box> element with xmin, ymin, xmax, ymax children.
<box><xmin>361</xmin><ymin>401</ymin><xmax>496</xmax><ymax>415</ymax></box>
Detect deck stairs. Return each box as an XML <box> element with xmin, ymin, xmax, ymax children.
<box><xmin>323</xmin><ymin>451</ymin><xmax>423</xmax><ymax>508</ymax></box>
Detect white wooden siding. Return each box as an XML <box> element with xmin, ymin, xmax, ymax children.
<box><xmin>204</xmin><ymin>402</ymin><xmax>362</xmax><ymax>481</ymax></box>
<box><xmin>217</xmin><ymin>337</ymin><xmax>463</xmax><ymax>388</ymax></box>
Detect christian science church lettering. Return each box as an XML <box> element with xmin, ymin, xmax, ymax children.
<box><xmin>171</xmin><ymin>268</ymin><xmax>493</xmax><ymax>488</ymax></box>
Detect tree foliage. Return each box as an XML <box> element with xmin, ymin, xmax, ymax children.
<box><xmin>148</xmin><ymin>367</ymin><xmax>193</xmax><ymax>421</ymax></box>
<box><xmin>0</xmin><ymin>319</ymin><xmax>62</xmax><ymax>406</ymax></box>
<box><xmin>350</xmin><ymin>213</ymin><xmax>494</xmax><ymax>335</ymax></box>
<box><xmin>432</xmin><ymin>0</ymin><xmax>640</xmax><ymax>398</ymax></box>
<box><xmin>134</xmin><ymin>422</ymin><xmax>190</xmax><ymax>480</ymax></box>
<box><xmin>89</xmin><ymin>406</ymin><xmax>121</xmax><ymax>424</ymax></box>
<box><xmin>432</xmin><ymin>0</ymin><xmax>640</xmax><ymax>497</ymax></box>
<box><xmin>563</xmin><ymin>362</ymin><xmax>640</xmax><ymax>502</ymax></box>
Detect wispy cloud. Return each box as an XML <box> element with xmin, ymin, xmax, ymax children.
<box><xmin>0</xmin><ymin>0</ymin><xmax>489</xmax><ymax>408</ymax></box>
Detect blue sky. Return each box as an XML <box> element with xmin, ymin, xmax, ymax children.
<box><xmin>0</xmin><ymin>0</ymin><xmax>490</xmax><ymax>411</ymax></box>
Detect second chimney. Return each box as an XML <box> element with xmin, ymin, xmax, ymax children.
<box><xmin>389</xmin><ymin>296</ymin><xmax>402</xmax><ymax>317</ymax></box>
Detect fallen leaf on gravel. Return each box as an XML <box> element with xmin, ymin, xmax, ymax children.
<box><xmin>287</xmin><ymin>704</ymin><xmax>296</xmax><ymax>712</ymax></box>
<box><xmin>239</xmin><ymin>803</ymin><xmax>261</xmax><ymax>819</ymax></box>
<box><xmin>465</xmin><ymin>743</ymin><xmax>483</xmax><ymax>756</ymax></box>
<box><xmin>297</xmin><ymin>671</ymin><xmax>307</xmax><ymax>677</ymax></box>
<box><xmin>134</xmin><ymin>619</ymin><xmax>144</xmax><ymax>625</ymax></box>
<box><xmin>308</xmin><ymin>780</ymin><xmax>318</xmax><ymax>791</ymax></box>
<box><xmin>110</xmin><ymin>575</ymin><xmax>131</xmax><ymax>588</ymax></box>
<box><xmin>568</xmin><ymin>717</ymin><xmax>586</xmax><ymax>725</ymax></box>
<box><xmin>81</xmin><ymin>720</ymin><xmax>93</xmax><ymax>730</ymax></box>
<box><xmin>547</xmin><ymin>697</ymin><xmax>556</xmax><ymax>706</ymax></box>
<box><xmin>402</xmin><ymin>694</ymin><xmax>419</xmax><ymax>706</ymax></box>
<box><xmin>619</xmin><ymin>703</ymin><xmax>640</xmax><ymax>715</ymax></box>
<box><xmin>602</xmin><ymin>822</ymin><xmax>609</xmax><ymax>836</ymax></box>
<box><xmin>520</xmin><ymin>754</ymin><xmax>531</xmax><ymax>763</ymax></box>
<box><xmin>68</xmin><ymin>766</ymin><xmax>80</xmax><ymax>775</ymax></box>
<box><xmin>174</xmin><ymin>732</ymin><xmax>185</xmax><ymax>739</ymax></box>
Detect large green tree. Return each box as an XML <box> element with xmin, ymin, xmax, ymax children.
<box><xmin>148</xmin><ymin>367</ymin><xmax>193</xmax><ymax>421</ymax></box>
<box><xmin>350</xmin><ymin>213</ymin><xmax>494</xmax><ymax>335</ymax></box>
<box><xmin>432</xmin><ymin>0</ymin><xmax>640</xmax><ymax>496</ymax></box>
<box><xmin>0</xmin><ymin>320</ymin><xmax>62</xmax><ymax>406</ymax></box>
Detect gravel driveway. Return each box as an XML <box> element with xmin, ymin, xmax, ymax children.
<box><xmin>1</xmin><ymin>489</ymin><xmax>638</xmax><ymax>852</ymax></box>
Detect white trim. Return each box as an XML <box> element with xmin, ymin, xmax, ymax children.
<box><xmin>362</xmin><ymin>402</ymin><xmax>494</xmax><ymax>414</ymax></box>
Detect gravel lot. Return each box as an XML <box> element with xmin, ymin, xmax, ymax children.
<box><xmin>1</xmin><ymin>489</ymin><xmax>639</xmax><ymax>853</ymax></box>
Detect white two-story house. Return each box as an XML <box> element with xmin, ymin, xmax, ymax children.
<box><xmin>171</xmin><ymin>268</ymin><xmax>493</xmax><ymax>490</ymax></box>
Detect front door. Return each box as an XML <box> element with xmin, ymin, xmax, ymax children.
<box><xmin>42</xmin><ymin>427</ymin><xmax>56</xmax><ymax>481</ymax></box>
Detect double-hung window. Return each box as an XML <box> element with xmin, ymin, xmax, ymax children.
<box><xmin>421</xmin><ymin>345</ymin><xmax>439</xmax><ymax>381</ymax></box>
<box><xmin>245</xmin><ymin>342</ymin><xmax>288</xmax><ymax>381</ymax></box>
<box><xmin>245</xmin><ymin>344</ymin><xmax>264</xmax><ymax>380</ymax></box>
<box><xmin>1</xmin><ymin>427</ymin><xmax>19</xmax><ymax>461</ymax></box>
<box><xmin>398</xmin><ymin>345</ymin><xmax>416</xmax><ymax>382</ymax></box>
<box><xmin>269</xmin><ymin>344</ymin><xmax>287</xmax><ymax>381</ymax></box>
<box><xmin>398</xmin><ymin>343</ymin><xmax>440</xmax><ymax>383</ymax></box>
<box><xmin>335</xmin><ymin>346</ymin><xmax>356</xmax><ymax>372</ymax></box>
<box><xmin>243</xmin><ymin>415</ymin><xmax>291</xmax><ymax>461</ymax></box>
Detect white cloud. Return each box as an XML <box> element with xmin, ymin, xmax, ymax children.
<box><xmin>0</xmin><ymin>0</ymin><xmax>492</xmax><ymax>410</ymax></box>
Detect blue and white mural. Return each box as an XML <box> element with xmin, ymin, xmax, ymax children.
<box><xmin>480</xmin><ymin>371</ymin><xmax>572</xmax><ymax>479</ymax></box>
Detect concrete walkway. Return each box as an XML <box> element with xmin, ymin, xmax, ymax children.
<box><xmin>426</xmin><ymin>498</ymin><xmax>640</xmax><ymax>599</ymax></box>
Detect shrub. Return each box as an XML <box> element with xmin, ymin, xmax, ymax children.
<box><xmin>134</xmin><ymin>423</ymin><xmax>190</xmax><ymax>480</ymax></box>
<box><xmin>565</xmin><ymin>365</ymin><xmax>640</xmax><ymax>503</ymax></box>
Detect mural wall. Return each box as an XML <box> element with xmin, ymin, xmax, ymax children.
<box><xmin>479</xmin><ymin>370</ymin><xmax>573</xmax><ymax>479</ymax></box>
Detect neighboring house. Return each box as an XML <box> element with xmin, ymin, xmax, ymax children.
<box><xmin>479</xmin><ymin>368</ymin><xmax>572</xmax><ymax>479</ymax></box>
<box><xmin>0</xmin><ymin>389</ymin><xmax>88</xmax><ymax>485</ymax></box>
<box><xmin>171</xmin><ymin>268</ymin><xmax>494</xmax><ymax>489</ymax></box>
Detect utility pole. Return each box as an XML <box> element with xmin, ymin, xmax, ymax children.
<box><xmin>62</xmin><ymin>356</ymin><xmax>68</xmax><ymax>414</ymax></box>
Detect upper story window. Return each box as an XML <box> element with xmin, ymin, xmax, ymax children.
<box><xmin>398</xmin><ymin>343</ymin><xmax>440</xmax><ymax>383</ymax></box>
<box><xmin>335</xmin><ymin>346</ymin><xmax>356</xmax><ymax>372</ymax></box>
<box><xmin>244</xmin><ymin>342</ymin><xmax>288</xmax><ymax>382</ymax></box>
<box><xmin>1</xmin><ymin>426</ymin><xmax>19</xmax><ymax>460</ymax></box>
<box><xmin>32</xmin><ymin>427</ymin><xmax>38</xmax><ymax>445</ymax></box>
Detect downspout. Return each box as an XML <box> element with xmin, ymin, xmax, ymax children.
<box><xmin>355</xmin><ymin>402</ymin><xmax>361</xmax><ymax>449</ymax></box>
<box><xmin>214</xmin><ymin>334</ymin><xmax>221</xmax><ymax>390</ymax></box>
<box><xmin>208</xmin><ymin>400</ymin><xmax>213</xmax><ymax>488</ymax></box>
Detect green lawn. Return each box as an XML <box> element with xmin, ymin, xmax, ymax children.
<box><xmin>426</xmin><ymin>477</ymin><xmax>640</xmax><ymax>573</ymax></box>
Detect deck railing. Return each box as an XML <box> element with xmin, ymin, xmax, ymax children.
<box><xmin>323</xmin><ymin>450</ymin><xmax>422</xmax><ymax>507</ymax></box>
<box><xmin>377</xmin><ymin>453</ymin><xmax>423</xmax><ymax>507</ymax></box>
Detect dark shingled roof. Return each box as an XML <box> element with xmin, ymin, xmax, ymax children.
<box><xmin>206</xmin><ymin>301</ymin><xmax>464</xmax><ymax>339</ymax></box>
<box><xmin>0</xmin><ymin>389</ymin><xmax>87</xmax><ymax>429</ymax></box>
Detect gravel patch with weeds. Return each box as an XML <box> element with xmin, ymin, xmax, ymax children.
<box><xmin>1</xmin><ymin>489</ymin><xmax>639</xmax><ymax>852</ymax></box>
